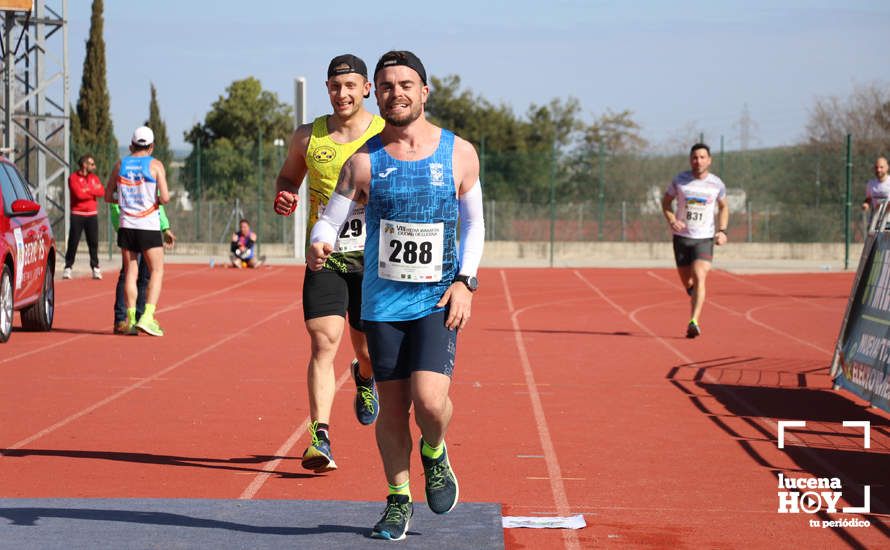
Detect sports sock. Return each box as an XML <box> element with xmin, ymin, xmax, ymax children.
<box><xmin>127</xmin><ymin>307</ymin><xmax>136</xmax><ymax>325</ymax></box>
<box><xmin>355</xmin><ymin>369</ymin><xmax>373</xmax><ymax>384</ymax></box>
<box><xmin>388</xmin><ymin>480</ymin><xmax>411</xmax><ymax>500</ymax></box>
<box><xmin>142</xmin><ymin>303</ymin><xmax>156</xmax><ymax>321</ymax></box>
<box><xmin>420</xmin><ymin>438</ymin><xmax>444</xmax><ymax>460</ymax></box>
<box><xmin>689</xmin><ymin>318</ymin><xmax>698</xmax><ymax>325</ymax></box>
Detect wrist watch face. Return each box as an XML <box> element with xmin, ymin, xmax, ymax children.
<box><xmin>458</xmin><ymin>275</ymin><xmax>478</xmax><ymax>291</ymax></box>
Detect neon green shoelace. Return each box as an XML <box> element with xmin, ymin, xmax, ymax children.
<box><xmin>358</xmin><ymin>386</ymin><xmax>376</xmax><ymax>412</ymax></box>
<box><xmin>308</xmin><ymin>421</ymin><xmax>320</xmax><ymax>447</ymax></box>
<box><xmin>426</xmin><ymin>462</ymin><xmax>451</xmax><ymax>489</ymax></box>
<box><xmin>384</xmin><ymin>502</ymin><xmax>410</xmax><ymax>523</ymax></box>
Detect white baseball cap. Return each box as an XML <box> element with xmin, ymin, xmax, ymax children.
<box><xmin>131</xmin><ymin>126</ymin><xmax>154</xmax><ymax>146</ymax></box>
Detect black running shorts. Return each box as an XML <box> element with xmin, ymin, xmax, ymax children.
<box><xmin>302</xmin><ymin>266</ymin><xmax>364</xmax><ymax>331</ymax></box>
<box><xmin>117</xmin><ymin>227</ymin><xmax>163</xmax><ymax>252</ymax></box>
<box><xmin>364</xmin><ymin>310</ymin><xmax>458</xmax><ymax>382</ymax></box>
<box><xmin>672</xmin><ymin>235</ymin><xmax>714</xmax><ymax>267</ymax></box>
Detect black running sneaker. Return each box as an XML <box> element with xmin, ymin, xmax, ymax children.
<box><xmin>371</xmin><ymin>494</ymin><xmax>413</xmax><ymax>541</ymax></box>
<box><xmin>352</xmin><ymin>359</ymin><xmax>379</xmax><ymax>426</ymax></box>
<box><xmin>686</xmin><ymin>320</ymin><xmax>701</xmax><ymax>339</ymax></box>
<box><xmin>420</xmin><ymin>439</ymin><xmax>459</xmax><ymax>514</ymax></box>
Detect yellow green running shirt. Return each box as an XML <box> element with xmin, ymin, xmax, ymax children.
<box><xmin>306</xmin><ymin>114</ymin><xmax>385</xmax><ymax>273</ymax></box>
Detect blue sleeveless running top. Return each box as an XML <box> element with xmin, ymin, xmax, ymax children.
<box><xmin>362</xmin><ymin>129</ymin><xmax>459</xmax><ymax>322</ymax></box>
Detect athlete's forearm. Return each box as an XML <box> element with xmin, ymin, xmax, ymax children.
<box><xmin>458</xmin><ymin>181</ymin><xmax>485</xmax><ymax>276</ymax></box>
<box><xmin>276</xmin><ymin>175</ymin><xmax>301</xmax><ymax>194</ymax></box>
<box><xmin>717</xmin><ymin>204</ymin><xmax>729</xmax><ymax>230</ymax></box>
<box><xmin>310</xmin><ymin>192</ymin><xmax>354</xmax><ymax>246</ymax></box>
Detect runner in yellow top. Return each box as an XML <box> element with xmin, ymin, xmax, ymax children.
<box><xmin>274</xmin><ymin>54</ymin><xmax>385</xmax><ymax>472</ymax></box>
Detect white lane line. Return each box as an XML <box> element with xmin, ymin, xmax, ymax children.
<box><xmin>0</xmin><ymin>269</ymin><xmax>284</xmax><ymax>366</ymax></box>
<box><xmin>499</xmin><ymin>269</ymin><xmax>580</xmax><ymax>550</ymax></box>
<box><xmin>0</xmin><ymin>334</ymin><xmax>90</xmax><ymax>365</ymax></box>
<box><xmin>6</xmin><ymin>302</ymin><xmax>299</xmax><ymax>450</ymax></box>
<box><xmin>238</xmin><ymin>366</ymin><xmax>353</xmax><ymax>500</ymax></box>
<box><xmin>645</xmin><ymin>270</ymin><xmax>831</xmax><ymax>354</ymax></box>
<box><xmin>716</xmin><ymin>270</ymin><xmax>838</xmax><ymax>312</ymax></box>
<box><xmin>573</xmin><ymin>271</ymin><xmax>822</xmax><ymax>460</ymax></box>
<box><xmin>57</xmin><ymin>267</ymin><xmax>206</xmax><ymax>307</ymax></box>
<box><xmin>157</xmin><ymin>268</ymin><xmax>281</xmax><ymax>314</ymax></box>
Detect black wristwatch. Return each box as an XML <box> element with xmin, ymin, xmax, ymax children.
<box><xmin>454</xmin><ymin>274</ymin><xmax>479</xmax><ymax>292</ymax></box>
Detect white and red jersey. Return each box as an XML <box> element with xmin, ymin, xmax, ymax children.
<box><xmin>117</xmin><ymin>155</ymin><xmax>159</xmax><ymax>231</ymax></box>
<box><xmin>865</xmin><ymin>177</ymin><xmax>890</xmax><ymax>210</ymax></box>
<box><xmin>666</xmin><ymin>171</ymin><xmax>726</xmax><ymax>239</ymax></box>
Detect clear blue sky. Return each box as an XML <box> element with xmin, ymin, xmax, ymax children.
<box><xmin>68</xmin><ymin>0</ymin><xmax>888</xmax><ymax>154</ymax></box>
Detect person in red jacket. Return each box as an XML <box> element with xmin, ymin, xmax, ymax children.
<box><xmin>63</xmin><ymin>154</ymin><xmax>105</xmax><ymax>279</ymax></box>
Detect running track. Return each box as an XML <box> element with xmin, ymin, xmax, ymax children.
<box><xmin>0</xmin><ymin>265</ymin><xmax>887</xmax><ymax>548</ymax></box>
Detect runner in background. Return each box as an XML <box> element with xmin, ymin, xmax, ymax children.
<box><xmin>861</xmin><ymin>156</ymin><xmax>890</xmax><ymax>225</ymax></box>
<box><xmin>661</xmin><ymin>143</ymin><xmax>728</xmax><ymax>339</ymax></box>
<box><xmin>274</xmin><ymin>54</ymin><xmax>384</xmax><ymax>473</ymax></box>
<box><xmin>104</xmin><ymin>126</ymin><xmax>170</xmax><ymax>337</ymax></box>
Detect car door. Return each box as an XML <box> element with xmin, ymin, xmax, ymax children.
<box><xmin>0</xmin><ymin>163</ymin><xmax>47</xmax><ymax>304</ymax></box>
<box><xmin>0</xmin><ymin>164</ymin><xmax>24</xmax><ymax>301</ymax></box>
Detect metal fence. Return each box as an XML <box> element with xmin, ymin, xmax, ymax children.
<box><xmin>37</xmin><ymin>134</ymin><xmax>886</xmax><ymax>253</ymax></box>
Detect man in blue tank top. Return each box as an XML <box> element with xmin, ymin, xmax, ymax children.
<box><xmin>308</xmin><ymin>50</ymin><xmax>485</xmax><ymax>541</ymax></box>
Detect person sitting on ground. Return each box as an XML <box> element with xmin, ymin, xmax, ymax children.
<box><xmin>230</xmin><ymin>218</ymin><xmax>263</xmax><ymax>268</ymax></box>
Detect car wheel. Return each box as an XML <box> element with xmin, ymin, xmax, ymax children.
<box><xmin>21</xmin><ymin>261</ymin><xmax>54</xmax><ymax>332</ymax></box>
<box><xmin>0</xmin><ymin>264</ymin><xmax>12</xmax><ymax>343</ymax></box>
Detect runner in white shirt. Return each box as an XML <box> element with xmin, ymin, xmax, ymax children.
<box><xmin>661</xmin><ymin>143</ymin><xmax>729</xmax><ymax>338</ymax></box>
<box><xmin>861</xmin><ymin>156</ymin><xmax>890</xmax><ymax>217</ymax></box>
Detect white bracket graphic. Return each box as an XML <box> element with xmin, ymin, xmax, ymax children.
<box><xmin>777</xmin><ymin>420</ymin><xmax>806</xmax><ymax>449</ymax></box>
<box><xmin>777</xmin><ymin>420</ymin><xmax>872</xmax><ymax>514</ymax></box>
<box><xmin>842</xmin><ymin>421</ymin><xmax>871</xmax><ymax>449</ymax></box>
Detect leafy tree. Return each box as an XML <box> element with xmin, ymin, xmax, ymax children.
<box><xmin>145</xmin><ymin>83</ymin><xmax>172</xmax><ymax>168</ymax></box>
<box><xmin>72</xmin><ymin>0</ymin><xmax>116</xmax><ymax>178</ymax></box>
<box><xmin>804</xmin><ymin>82</ymin><xmax>890</xmax><ymax>201</ymax></box>
<box><xmin>182</xmin><ymin>77</ymin><xmax>292</xmax><ymax>201</ymax></box>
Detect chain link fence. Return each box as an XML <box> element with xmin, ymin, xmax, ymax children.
<box><xmin>38</xmin><ymin>134</ymin><xmax>883</xmax><ymax>255</ymax></box>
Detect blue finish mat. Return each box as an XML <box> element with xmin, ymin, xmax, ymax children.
<box><xmin>0</xmin><ymin>498</ymin><xmax>503</xmax><ymax>549</ymax></box>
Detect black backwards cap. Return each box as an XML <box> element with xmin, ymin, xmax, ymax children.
<box><xmin>374</xmin><ymin>50</ymin><xmax>427</xmax><ymax>85</ymax></box>
<box><xmin>327</xmin><ymin>54</ymin><xmax>370</xmax><ymax>98</ymax></box>
<box><xmin>327</xmin><ymin>54</ymin><xmax>368</xmax><ymax>79</ymax></box>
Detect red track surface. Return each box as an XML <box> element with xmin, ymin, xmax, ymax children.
<box><xmin>1</xmin><ymin>265</ymin><xmax>887</xmax><ymax>548</ymax></box>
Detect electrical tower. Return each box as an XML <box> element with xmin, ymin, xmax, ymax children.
<box><xmin>0</xmin><ymin>0</ymin><xmax>70</xmax><ymax>236</ymax></box>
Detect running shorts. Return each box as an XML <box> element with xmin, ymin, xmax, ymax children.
<box><xmin>117</xmin><ymin>227</ymin><xmax>163</xmax><ymax>252</ymax></box>
<box><xmin>302</xmin><ymin>266</ymin><xmax>364</xmax><ymax>331</ymax></box>
<box><xmin>363</xmin><ymin>310</ymin><xmax>457</xmax><ymax>382</ymax></box>
<box><xmin>672</xmin><ymin>234</ymin><xmax>714</xmax><ymax>266</ymax></box>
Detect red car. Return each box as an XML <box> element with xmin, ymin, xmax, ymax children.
<box><xmin>0</xmin><ymin>156</ymin><xmax>56</xmax><ymax>342</ymax></box>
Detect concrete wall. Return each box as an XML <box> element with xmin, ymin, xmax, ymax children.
<box><xmin>129</xmin><ymin>240</ymin><xmax>863</xmax><ymax>270</ymax></box>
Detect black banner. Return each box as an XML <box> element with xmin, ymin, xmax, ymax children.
<box><xmin>832</xmin><ymin>232</ymin><xmax>890</xmax><ymax>413</ymax></box>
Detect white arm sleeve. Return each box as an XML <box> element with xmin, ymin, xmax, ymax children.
<box><xmin>310</xmin><ymin>192</ymin><xmax>354</xmax><ymax>246</ymax></box>
<box><xmin>458</xmin><ymin>180</ymin><xmax>485</xmax><ymax>276</ymax></box>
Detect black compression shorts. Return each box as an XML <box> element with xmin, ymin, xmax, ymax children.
<box><xmin>363</xmin><ymin>310</ymin><xmax>458</xmax><ymax>382</ymax></box>
<box><xmin>672</xmin><ymin>235</ymin><xmax>714</xmax><ymax>267</ymax></box>
<box><xmin>302</xmin><ymin>266</ymin><xmax>364</xmax><ymax>331</ymax></box>
<box><xmin>117</xmin><ymin>227</ymin><xmax>163</xmax><ymax>252</ymax></box>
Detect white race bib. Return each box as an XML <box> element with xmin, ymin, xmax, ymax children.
<box><xmin>684</xmin><ymin>201</ymin><xmax>708</xmax><ymax>229</ymax></box>
<box><xmin>319</xmin><ymin>202</ymin><xmax>366</xmax><ymax>253</ymax></box>
<box><xmin>377</xmin><ymin>219</ymin><xmax>444</xmax><ymax>282</ymax></box>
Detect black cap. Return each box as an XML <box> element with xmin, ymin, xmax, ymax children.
<box><xmin>374</xmin><ymin>50</ymin><xmax>427</xmax><ymax>85</ymax></box>
<box><xmin>327</xmin><ymin>54</ymin><xmax>368</xmax><ymax>79</ymax></box>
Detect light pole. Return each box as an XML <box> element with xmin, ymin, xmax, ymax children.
<box><xmin>273</xmin><ymin>138</ymin><xmax>285</xmax><ymax>244</ymax></box>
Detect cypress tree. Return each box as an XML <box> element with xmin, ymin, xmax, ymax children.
<box><xmin>74</xmin><ymin>0</ymin><xmax>116</xmax><ymax>178</ymax></box>
<box><xmin>145</xmin><ymin>83</ymin><xmax>172</xmax><ymax>168</ymax></box>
